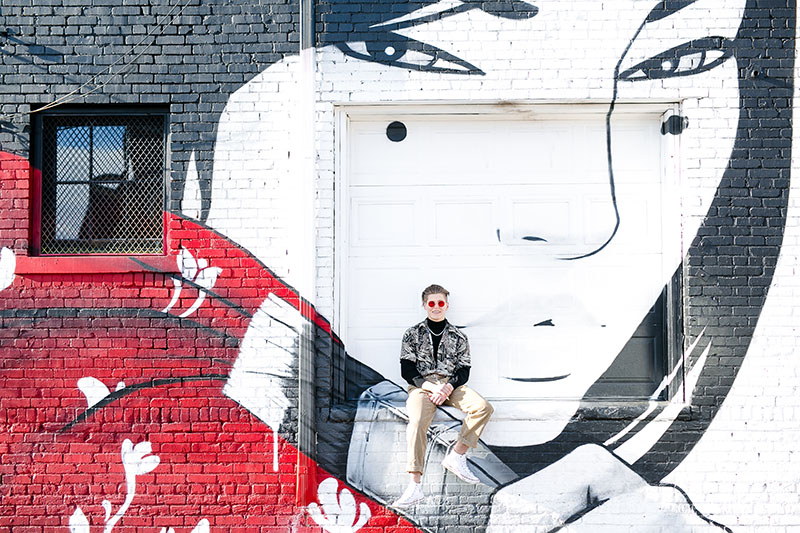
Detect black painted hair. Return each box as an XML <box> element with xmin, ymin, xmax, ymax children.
<box><xmin>632</xmin><ymin>0</ymin><xmax>796</xmax><ymax>481</ymax></box>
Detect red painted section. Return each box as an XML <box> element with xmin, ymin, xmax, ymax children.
<box><xmin>15</xmin><ymin>255</ymin><xmax>178</xmax><ymax>274</ymax></box>
<box><xmin>0</xmin><ymin>151</ymin><xmax>32</xmax><ymax>254</ymax></box>
<box><xmin>0</xmin><ymin>151</ymin><xmax>415</xmax><ymax>532</ymax></box>
<box><xmin>0</xmin><ymin>380</ymin><xmax>416</xmax><ymax>531</ymax></box>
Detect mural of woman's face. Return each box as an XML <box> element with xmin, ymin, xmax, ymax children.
<box><xmin>209</xmin><ymin>0</ymin><xmax>748</xmax><ymax>445</ymax></box>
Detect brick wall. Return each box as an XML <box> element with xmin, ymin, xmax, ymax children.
<box><xmin>1</xmin><ymin>0</ymin><xmax>799</xmax><ymax>531</ymax></box>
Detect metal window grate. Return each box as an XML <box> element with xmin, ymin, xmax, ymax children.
<box><xmin>39</xmin><ymin>112</ymin><xmax>166</xmax><ymax>255</ymax></box>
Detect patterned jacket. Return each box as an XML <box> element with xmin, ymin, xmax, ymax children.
<box><xmin>400</xmin><ymin>320</ymin><xmax>470</xmax><ymax>379</ymax></box>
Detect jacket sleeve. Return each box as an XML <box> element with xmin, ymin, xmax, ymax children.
<box><xmin>449</xmin><ymin>365</ymin><xmax>471</xmax><ymax>389</ymax></box>
<box><xmin>456</xmin><ymin>333</ymin><xmax>471</xmax><ymax>368</ymax></box>
<box><xmin>400</xmin><ymin>327</ymin><xmax>417</xmax><ymax>362</ymax></box>
<box><xmin>401</xmin><ymin>358</ymin><xmax>426</xmax><ymax>388</ymax></box>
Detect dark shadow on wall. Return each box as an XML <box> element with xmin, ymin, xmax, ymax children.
<box><xmin>632</xmin><ymin>0</ymin><xmax>795</xmax><ymax>481</ymax></box>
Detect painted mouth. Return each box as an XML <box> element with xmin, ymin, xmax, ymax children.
<box><xmin>504</xmin><ymin>374</ymin><xmax>571</xmax><ymax>383</ymax></box>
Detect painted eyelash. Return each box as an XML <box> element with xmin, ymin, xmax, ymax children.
<box><xmin>334</xmin><ymin>0</ymin><xmax>537</xmax><ymax>76</ymax></box>
<box><xmin>618</xmin><ymin>37</ymin><xmax>733</xmax><ymax>81</ymax></box>
<box><xmin>336</xmin><ymin>33</ymin><xmax>484</xmax><ymax>75</ymax></box>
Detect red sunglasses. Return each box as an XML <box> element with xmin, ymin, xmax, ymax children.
<box><xmin>427</xmin><ymin>300</ymin><xmax>447</xmax><ymax>308</ymax></box>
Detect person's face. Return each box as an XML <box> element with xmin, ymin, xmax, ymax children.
<box><xmin>211</xmin><ymin>0</ymin><xmax>748</xmax><ymax>445</ymax></box>
<box><xmin>424</xmin><ymin>293</ymin><xmax>449</xmax><ymax>322</ymax></box>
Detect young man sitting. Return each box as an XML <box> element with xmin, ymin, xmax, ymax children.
<box><xmin>394</xmin><ymin>284</ymin><xmax>494</xmax><ymax>508</ymax></box>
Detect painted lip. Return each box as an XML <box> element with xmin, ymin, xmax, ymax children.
<box><xmin>503</xmin><ymin>374</ymin><xmax>571</xmax><ymax>383</ymax></box>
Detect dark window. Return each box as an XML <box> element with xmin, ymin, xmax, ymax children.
<box><xmin>585</xmin><ymin>274</ymin><xmax>682</xmax><ymax>400</ymax></box>
<box><xmin>33</xmin><ymin>108</ymin><xmax>167</xmax><ymax>255</ymax></box>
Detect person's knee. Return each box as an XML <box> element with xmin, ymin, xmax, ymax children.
<box><xmin>406</xmin><ymin>393</ymin><xmax>428</xmax><ymax>421</ymax></box>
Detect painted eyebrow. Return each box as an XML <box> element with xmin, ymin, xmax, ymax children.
<box><xmin>645</xmin><ymin>0</ymin><xmax>699</xmax><ymax>23</ymax></box>
<box><xmin>370</xmin><ymin>0</ymin><xmax>538</xmax><ymax>33</ymax></box>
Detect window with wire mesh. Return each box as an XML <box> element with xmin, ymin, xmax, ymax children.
<box><xmin>38</xmin><ymin>112</ymin><xmax>166</xmax><ymax>255</ymax></box>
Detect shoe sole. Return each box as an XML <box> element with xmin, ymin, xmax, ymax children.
<box><xmin>393</xmin><ymin>496</ymin><xmax>424</xmax><ymax>508</ymax></box>
<box><xmin>442</xmin><ymin>460</ymin><xmax>481</xmax><ymax>484</ymax></box>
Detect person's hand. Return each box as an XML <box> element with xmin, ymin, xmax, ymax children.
<box><xmin>427</xmin><ymin>390</ymin><xmax>448</xmax><ymax>405</ymax></box>
<box><xmin>421</xmin><ymin>382</ymin><xmax>452</xmax><ymax>405</ymax></box>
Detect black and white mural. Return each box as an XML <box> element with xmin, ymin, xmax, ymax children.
<box><xmin>204</xmin><ymin>0</ymin><xmax>796</xmax><ymax>531</ymax></box>
<box><xmin>0</xmin><ymin>0</ymin><xmax>796</xmax><ymax>531</ymax></box>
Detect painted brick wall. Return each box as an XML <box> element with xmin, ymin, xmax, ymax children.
<box><xmin>1</xmin><ymin>0</ymin><xmax>799</xmax><ymax>532</ymax></box>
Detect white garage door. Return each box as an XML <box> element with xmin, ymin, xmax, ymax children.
<box><xmin>340</xmin><ymin>106</ymin><xmax>677</xmax><ymax>403</ymax></box>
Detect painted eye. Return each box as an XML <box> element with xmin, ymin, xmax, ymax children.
<box><xmin>618</xmin><ymin>37</ymin><xmax>733</xmax><ymax>81</ymax></box>
<box><xmin>337</xmin><ymin>33</ymin><xmax>483</xmax><ymax>75</ymax></box>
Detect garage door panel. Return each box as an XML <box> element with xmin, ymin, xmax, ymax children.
<box><xmin>347</xmin><ymin>261</ymin><xmax>502</xmax><ymax>326</ymax></box>
<box><xmin>346</xmin><ymin>265</ymin><xmax>427</xmax><ymax>326</ymax></box>
<box><xmin>349</xmin><ymin>184</ymin><xmax>656</xmax><ymax>253</ymax></box>
<box><xmin>344</xmin><ymin>110</ymin><xmax>669</xmax><ymax>401</ymax></box>
<box><xmin>350</xmin><ymin>118</ymin><xmax>614</xmax><ymax>187</ymax></box>
<box><xmin>350</xmin><ymin>199</ymin><xmax>418</xmax><ymax>246</ymax></box>
<box><xmin>615</xmin><ymin>193</ymin><xmax>661</xmax><ymax>251</ymax></box>
<box><xmin>433</xmin><ymin>201</ymin><xmax>496</xmax><ymax>245</ymax></box>
<box><xmin>609</xmin><ymin>121</ymin><xmax>661</xmax><ymax>172</ymax></box>
<box><xmin>509</xmin><ymin>200</ymin><xmax>573</xmax><ymax>243</ymax></box>
<box><xmin>494</xmin><ymin>332</ymin><xmax>579</xmax><ymax>381</ymax></box>
<box><xmin>583</xmin><ymin>196</ymin><xmax>623</xmax><ymax>246</ymax></box>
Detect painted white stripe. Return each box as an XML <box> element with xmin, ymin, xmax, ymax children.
<box><xmin>613</xmin><ymin>340</ymin><xmax>712</xmax><ymax>463</ymax></box>
<box><xmin>604</xmin><ymin>329</ymin><xmax>706</xmax><ymax>448</ymax></box>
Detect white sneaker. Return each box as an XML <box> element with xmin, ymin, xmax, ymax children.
<box><xmin>441</xmin><ymin>451</ymin><xmax>480</xmax><ymax>484</ymax></box>
<box><xmin>393</xmin><ymin>482</ymin><xmax>424</xmax><ymax>508</ymax></box>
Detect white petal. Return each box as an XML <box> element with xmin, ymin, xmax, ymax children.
<box><xmin>317</xmin><ymin>478</ymin><xmax>341</xmax><ymax>517</ymax></box>
<box><xmin>190</xmin><ymin>519</ymin><xmax>210</xmax><ymax>533</ymax></box>
<box><xmin>135</xmin><ymin>455</ymin><xmax>161</xmax><ymax>476</ymax></box>
<box><xmin>307</xmin><ymin>502</ymin><xmax>331</xmax><ymax>527</ymax></box>
<box><xmin>195</xmin><ymin>266</ymin><xmax>223</xmax><ymax>290</ymax></box>
<box><xmin>178</xmin><ymin>292</ymin><xmax>208</xmax><ymax>318</ymax></box>
<box><xmin>132</xmin><ymin>441</ymin><xmax>153</xmax><ymax>456</ymax></box>
<box><xmin>178</xmin><ymin>247</ymin><xmax>199</xmax><ymax>281</ymax></box>
<box><xmin>353</xmin><ymin>502</ymin><xmax>371</xmax><ymax>531</ymax></box>
<box><xmin>77</xmin><ymin>377</ymin><xmax>111</xmax><ymax>408</ymax></box>
<box><xmin>121</xmin><ymin>439</ymin><xmax>133</xmax><ymax>456</ymax></box>
<box><xmin>68</xmin><ymin>507</ymin><xmax>90</xmax><ymax>533</ymax></box>
<box><xmin>336</xmin><ymin>487</ymin><xmax>356</xmax><ymax>527</ymax></box>
<box><xmin>160</xmin><ymin>278</ymin><xmax>183</xmax><ymax>314</ymax></box>
<box><xmin>0</xmin><ymin>247</ymin><xmax>16</xmax><ymax>291</ymax></box>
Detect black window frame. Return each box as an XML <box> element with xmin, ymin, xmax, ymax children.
<box><xmin>30</xmin><ymin>105</ymin><xmax>169</xmax><ymax>256</ymax></box>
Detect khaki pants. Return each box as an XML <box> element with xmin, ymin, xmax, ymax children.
<box><xmin>406</xmin><ymin>380</ymin><xmax>493</xmax><ymax>473</ymax></box>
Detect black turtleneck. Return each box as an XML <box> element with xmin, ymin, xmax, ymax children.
<box><xmin>400</xmin><ymin>319</ymin><xmax>471</xmax><ymax>390</ymax></box>
<box><xmin>427</xmin><ymin>318</ymin><xmax>447</xmax><ymax>357</ymax></box>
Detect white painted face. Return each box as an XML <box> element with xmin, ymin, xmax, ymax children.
<box><xmin>207</xmin><ymin>0</ymin><xmax>747</xmax><ymax>446</ymax></box>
